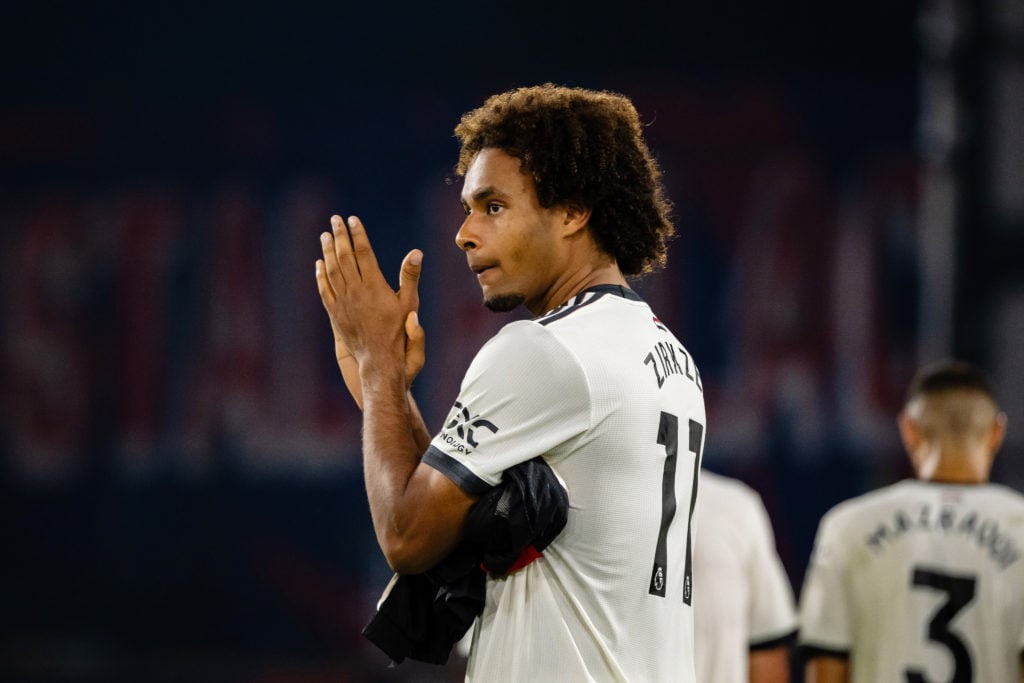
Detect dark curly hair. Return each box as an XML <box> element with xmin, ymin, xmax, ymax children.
<box><xmin>454</xmin><ymin>83</ymin><xmax>675</xmax><ymax>276</ymax></box>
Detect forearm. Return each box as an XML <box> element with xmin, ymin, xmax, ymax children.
<box><xmin>804</xmin><ymin>657</ymin><xmax>848</xmax><ymax>683</ymax></box>
<box><xmin>748</xmin><ymin>646</ymin><xmax>790</xmax><ymax>683</ymax></box>
<box><xmin>360</xmin><ymin>360</ymin><xmax>463</xmax><ymax>573</ymax></box>
<box><xmin>360</xmin><ymin>360</ymin><xmax>425</xmax><ymax>551</ymax></box>
<box><xmin>407</xmin><ymin>391</ymin><xmax>432</xmax><ymax>453</ymax></box>
<box><xmin>316</xmin><ymin>219</ymin><xmax>446</xmax><ymax>570</ymax></box>
<box><xmin>341</xmin><ymin>353</ymin><xmax>431</xmax><ymax>454</ymax></box>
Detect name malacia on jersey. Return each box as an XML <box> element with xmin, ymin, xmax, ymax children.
<box><xmin>865</xmin><ymin>504</ymin><xmax>1020</xmax><ymax>570</ymax></box>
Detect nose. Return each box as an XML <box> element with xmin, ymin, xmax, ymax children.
<box><xmin>455</xmin><ymin>215</ymin><xmax>477</xmax><ymax>252</ymax></box>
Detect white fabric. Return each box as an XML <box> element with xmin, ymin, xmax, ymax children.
<box><xmin>693</xmin><ymin>471</ymin><xmax>797</xmax><ymax>683</ymax></box>
<box><xmin>799</xmin><ymin>479</ymin><xmax>1024</xmax><ymax>683</ymax></box>
<box><xmin>426</xmin><ymin>287</ymin><xmax>706</xmax><ymax>682</ymax></box>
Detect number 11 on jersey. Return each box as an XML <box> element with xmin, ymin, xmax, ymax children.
<box><xmin>649</xmin><ymin>411</ymin><xmax>704</xmax><ymax>603</ymax></box>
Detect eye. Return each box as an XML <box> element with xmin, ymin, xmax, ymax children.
<box><xmin>486</xmin><ymin>203</ymin><xmax>503</xmax><ymax>215</ymax></box>
<box><xmin>461</xmin><ymin>203</ymin><xmax>471</xmax><ymax>216</ymax></box>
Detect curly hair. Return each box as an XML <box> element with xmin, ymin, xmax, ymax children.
<box><xmin>454</xmin><ymin>83</ymin><xmax>675</xmax><ymax>276</ymax></box>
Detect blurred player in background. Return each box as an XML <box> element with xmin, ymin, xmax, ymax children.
<box><xmin>799</xmin><ymin>359</ymin><xmax>1024</xmax><ymax>682</ymax></box>
<box><xmin>316</xmin><ymin>84</ymin><xmax>706</xmax><ymax>681</ymax></box>
<box><xmin>694</xmin><ymin>470</ymin><xmax>797</xmax><ymax>682</ymax></box>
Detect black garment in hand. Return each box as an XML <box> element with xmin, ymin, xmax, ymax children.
<box><xmin>361</xmin><ymin>456</ymin><xmax>569</xmax><ymax>665</ymax></box>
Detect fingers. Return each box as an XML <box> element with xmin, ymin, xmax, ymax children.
<box><xmin>343</xmin><ymin>215</ymin><xmax>383</xmax><ymax>282</ymax></box>
<box><xmin>325</xmin><ymin>214</ymin><xmax>358</xmax><ymax>285</ymax></box>
<box><xmin>404</xmin><ymin>310</ymin><xmax>426</xmax><ymax>385</ymax></box>
<box><xmin>319</xmin><ymin>225</ymin><xmax>348</xmax><ymax>296</ymax></box>
<box><xmin>398</xmin><ymin>249</ymin><xmax>423</xmax><ymax>312</ymax></box>
<box><xmin>318</xmin><ymin>214</ymin><xmax>408</xmax><ymax>374</ymax></box>
<box><xmin>322</xmin><ymin>214</ymin><xmax>386</xmax><ymax>291</ymax></box>
<box><xmin>317</xmin><ymin>258</ymin><xmax>353</xmax><ymax>360</ymax></box>
<box><xmin>315</xmin><ymin>258</ymin><xmax>335</xmax><ymax>308</ymax></box>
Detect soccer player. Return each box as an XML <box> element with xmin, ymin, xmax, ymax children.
<box><xmin>798</xmin><ymin>359</ymin><xmax>1024</xmax><ymax>683</ymax></box>
<box><xmin>694</xmin><ymin>470</ymin><xmax>797</xmax><ymax>683</ymax></box>
<box><xmin>315</xmin><ymin>84</ymin><xmax>706</xmax><ymax>681</ymax></box>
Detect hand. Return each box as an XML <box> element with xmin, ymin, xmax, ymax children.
<box><xmin>315</xmin><ymin>215</ymin><xmax>424</xmax><ymax>409</ymax></box>
<box><xmin>327</xmin><ymin>301</ymin><xmax>425</xmax><ymax>411</ymax></box>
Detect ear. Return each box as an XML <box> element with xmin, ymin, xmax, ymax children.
<box><xmin>988</xmin><ymin>411</ymin><xmax>1008</xmax><ymax>456</ymax></box>
<box><xmin>898</xmin><ymin>410</ymin><xmax>923</xmax><ymax>463</ymax></box>
<box><xmin>560</xmin><ymin>201</ymin><xmax>592</xmax><ymax>237</ymax></box>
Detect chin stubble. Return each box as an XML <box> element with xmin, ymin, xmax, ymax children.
<box><xmin>484</xmin><ymin>293</ymin><xmax>526</xmax><ymax>313</ymax></box>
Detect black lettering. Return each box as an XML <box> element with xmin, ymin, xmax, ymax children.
<box><xmin>958</xmin><ymin>512</ymin><xmax>978</xmax><ymax>535</ymax></box>
<box><xmin>997</xmin><ymin>545</ymin><xmax>1020</xmax><ymax>570</ymax></box>
<box><xmin>866</xmin><ymin>524</ymin><xmax>891</xmax><ymax>552</ymax></box>
<box><xmin>644</xmin><ymin>352</ymin><xmax>665</xmax><ymax>388</ymax></box>
<box><xmin>663</xmin><ymin>343</ymin><xmax>683</xmax><ymax>377</ymax></box>
<box><xmin>939</xmin><ymin>507</ymin><xmax>956</xmax><ymax>531</ymax></box>
<box><xmin>918</xmin><ymin>505</ymin><xmax>931</xmax><ymax>530</ymax></box>
<box><xmin>991</xmin><ymin>533</ymin><xmax>1010</xmax><ymax>560</ymax></box>
<box><xmin>978</xmin><ymin>521</ymin><xmax>999</xmax><ymax>555</ymax></box>
<box><xmin>905</xmin><ymin>568</ymin><xmax>976</xmax><ymax>682</ymax></box>
<box><xmin>862</xmin><ymin>506</ymin><xmax>1020</xmax><ymax>571</ymax></box>
<box><xmin>656</xmin><ymin>344</ymin><xmax>674</xmax><ymax>381</ymax></box>
<box><xmin>644</xmin><ymin>343</ymin><xmax>703</xmax><ymax>392</ymax></box>
<box><xmin>466</xmin><ymin>418</ymin><xmax>499</xmax><ymax>448</ymax></box>
<box><xmin>679</xmin><ymin>346</ymin><xmax>695</xmax><ymax>381</ymax></box>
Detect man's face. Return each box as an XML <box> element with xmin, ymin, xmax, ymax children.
<box><xmin>457</xmin><ymin>148</ymin><xmax>566</xmax><ymax>314</ymax></box>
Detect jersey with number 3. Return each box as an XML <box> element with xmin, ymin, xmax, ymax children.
<box><xmin>424</xmin><ymin>285</ymin><xmax>706</xmax><ymax>682</ymax></box>
<box><xmin>799</xmin><ymin>479</ymin><xmax>1024</xmax><ymax>683</ymax></box>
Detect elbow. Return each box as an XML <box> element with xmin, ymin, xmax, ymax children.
<box><xmin>385</xmin><ymin>554</ymin><xmax>433</xmax><ymax>576</ymax></box>
<box><xmin>378</xmin><ymin>532</ymin><xmax>441</xmax><ymax>575</ymax></box>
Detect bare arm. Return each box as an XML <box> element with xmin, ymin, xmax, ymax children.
<box><xmin>405</xmin><ymin>390</ymin><xmax>433</xmax><ymax>455</ymax></box>
<box><xmin>748</xmin><ymin>646</ymin><xmax>790</xmax><ymax>683</ymax></box>
<box><xmin>316</xmin><ymin>215</ymin><xmax>473</xmax><ymax>573</ymax></box>
<box><xmin>804</xmin><ymin>656</ymin><xmax>848</xmax><ymax>683</ymax></box>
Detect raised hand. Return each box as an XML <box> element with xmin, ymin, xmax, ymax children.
<box><xmin>315</xmin><ymin>215</ymin><xmax>424</xmax><ymax>409</ymax></box>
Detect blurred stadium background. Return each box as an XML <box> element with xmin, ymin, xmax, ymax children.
<box><xmin>2</xmin><ymin>1</ymin><xmax>1022</xmax><ymax>681</ymax></box>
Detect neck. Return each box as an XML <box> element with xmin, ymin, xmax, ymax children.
<box><xmin>913</xmin><ymin>446</ymin><xmax>991</xmax><ymax>484</ymax></box>
<box><xmin>528</xmin><ymin>259</ymin><xmax>627</xmax><ymax>316</ymax></box>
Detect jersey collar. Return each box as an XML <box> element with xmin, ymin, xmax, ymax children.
<box><xmin>536</xmin><ymin>284</ymin><xmax>642</xmax><ymax>322</ymax></box>
<box><xmin>576</xmin><ymin>283</ymin><xmax>642</xmax><ymax>301</ymax></box>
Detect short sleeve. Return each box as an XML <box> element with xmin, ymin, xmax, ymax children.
<box><xmin>745</xmin><ymin>493</ymin><xmax>798</xmax><ymax>646</ymax></box>
<box><xmin>798</xmin><ymin>512</ymin><xmax>853</xmax><ymax>656</ymax></box>
<box><xmin>424</xmin><ymin>320</ymin><xmax>590</xmax><ymax>494</ymax></box>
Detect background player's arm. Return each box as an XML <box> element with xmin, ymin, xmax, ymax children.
<box><xmin>804</xmin><ymin>656</ymin><xmax>848</xmax><ymax>683</ymax></box>
<box><xmin>748</xmin><ymin>645</ymin><xmax>790</xmax><ymax>683</ymax></box>
<box><xmin>745</xmin><ymin>490</ymin><xmax>797</xmax><ymax>683</ymax></box>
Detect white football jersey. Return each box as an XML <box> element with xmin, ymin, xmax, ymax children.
<box><xmin>424</xmin><ymin>285</ymin><xmax>706</xmax><ymax>682</ymax></box>
<box><xmin>799</xmin><ymin>478</ymin><xmax>1024</xmax><ymax>683</ymax></box>
<box><xmin>694</xmin><ymin>471</ymin><xmax>797</xmax><ymax>682</ymax></box>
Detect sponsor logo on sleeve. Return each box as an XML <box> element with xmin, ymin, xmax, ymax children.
<box><xmin>439</xmin><ymin>401</ymin><xmax>499</xmax><ymax>454</ymax></box>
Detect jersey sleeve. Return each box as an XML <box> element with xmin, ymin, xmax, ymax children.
<box><xmin>745</xmin><ymin>491</ymin><xmax>798</xmax><ymax>647</ymax></box>
<box><xmin>423</xmin><ymin>320</ymin><xmax>590</xmax><ymax>494</ymax></box>
<box><xmin>798</xmin><ymin>510</ymin><xmax>853</xmax><ymax>658</ymax></box>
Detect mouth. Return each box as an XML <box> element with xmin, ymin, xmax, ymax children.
<box><xmin>470</xmin><ymin>263</ymin><xmax>495</xmax><ymax>276</ymax></box>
